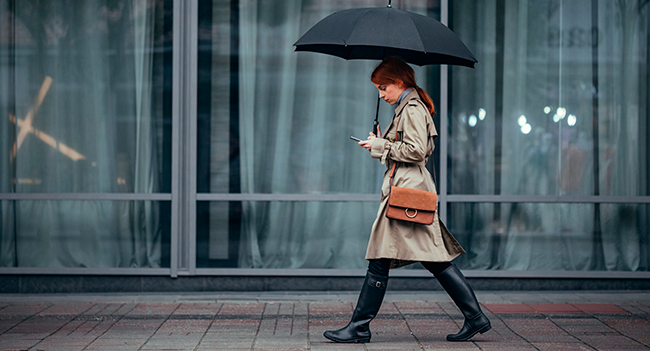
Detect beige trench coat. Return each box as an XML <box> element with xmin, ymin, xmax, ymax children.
<box><xmin>366</xmin><ymin>90</ymin><xmax>465</xmax><ymax>268</ymax></box>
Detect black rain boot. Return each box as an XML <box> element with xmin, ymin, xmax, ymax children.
<box><xmin>435</xmin><ymin>264</ymin><xmax>491</xmax><ymax>341</ymax></box>
<box><xmin>323</xmin><ymin>272</ymin><xmax>388</xmax><ymax>343</ymax></box>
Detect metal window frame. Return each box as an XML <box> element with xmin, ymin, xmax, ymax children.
<box><xmin>0</xmin><ymin>0</ymin><xmax>193</xmax><ymax>278</ymax></box>
<box><xmin>440</xmin><ymin>0</ymin><xmax>450</xmax><ymax>224</ymax></box>
<box><xmin>171</xmin><ymin>0</ymin><xmax>199</xmax><ymax>278</ymax></box>
<box><xmin>195</xmin><ymin>194</ymin><xmax>650</xmax><ymax>204</ymax></box>
<box><xmin>0</xmin><ymin>194</ymin><xmax>171</xmax><ymax>200</ymax></box>
<box><xmin>191</xmin><ymin>268</ymin><xmax>650</xmax><ymax>279</ymax></box>
<box><xmin>2</xmin><ymin>266</ymin><xmax>648</xmax><ymax>279</ymax></box>
<box><xmin>0</xmin><ymin>268</ymin><xmax>171</xmax><ymax>275</ymax></box>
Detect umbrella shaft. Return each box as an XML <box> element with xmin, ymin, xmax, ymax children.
<box><xmin>373</xmin><ymin>96</ymin><xmax>380</xmax><ymax>134</ymax></box>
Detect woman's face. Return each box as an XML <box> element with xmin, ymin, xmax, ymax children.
<box><xmin>374</xmin><ymin>82</ymin><xmax>405</xmax><ymax>105</ymax></box>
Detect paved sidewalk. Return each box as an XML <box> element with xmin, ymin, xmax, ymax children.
<box><xmin>1</xmin><ymin>290</ymin><xmax>650</xmax><ymax>350</ymax></box>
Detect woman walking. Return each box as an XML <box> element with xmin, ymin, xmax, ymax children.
<box><xmin>323</xmin><ymin>57</ymin><xmax>491</xmax><ymax>343</ymax></box>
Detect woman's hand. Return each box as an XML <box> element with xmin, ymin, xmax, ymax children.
<box><xmin>359</xmin><ymin>136</ymin><xmax>375</xmax><ymax>151</ymax></box>
<box><xmin>358</xmin><ymin>124</ymin><xmax>381</xmax><ymax>151</ymax></box>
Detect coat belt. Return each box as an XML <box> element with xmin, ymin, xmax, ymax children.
<box><xmin>389</xmin><ymin>160</ymin><xmax>427</xmax><ymax>168</ymax></box>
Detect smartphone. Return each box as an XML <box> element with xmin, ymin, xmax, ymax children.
<box><xmin>350</xmin><ymin>136</ymin><xmax>362</xmax><ymax>142</ymax></box>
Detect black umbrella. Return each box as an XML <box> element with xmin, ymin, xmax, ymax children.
<box><xmin>294</xmin><ymin>3</ymin><xmax>477</xmax><ymax>132</ymax></box>
<box><xmin>293</xmin><ymin>5</ymin><xmax>477</xmax><ymax>68</ymax></box>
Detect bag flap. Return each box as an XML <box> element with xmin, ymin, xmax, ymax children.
<box><xmin>389</xmin><ymin>186</ymin><xmax>437</xmax><ymax>211</ymax></box>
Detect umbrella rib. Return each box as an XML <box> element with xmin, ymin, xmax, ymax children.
<box><xmin>406</xmin><ymin>14</ymin><xmax>427</xmax><ymax>66</ymax></box>
<box><xmin>411</xmin><ymin>16</ymin><xmax>426</xmax><ymax>54</ymax></box>
<box><xmin>345</xmin><ymin>8</ymin><xmax>376</xmax><ymax>46</ymax></box>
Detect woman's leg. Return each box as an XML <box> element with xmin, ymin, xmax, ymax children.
<box><xmin>367</xmin><ymin>258</ymin><xmax>391</xmax><ymax>277</ymax></box>
<box><xmin>323</xmin><ymin>259</ymin><xmax>390</xmax><ymax>343</ymax></box>
<box><xmin>421</xmin><ymin>261</ymin><xmax>451</xmax><ymax>276</ymax></box>
<box><xmin>422</xmin><ymin>262</ymin><xmax>491</xmax><ymax>341</ymax></box>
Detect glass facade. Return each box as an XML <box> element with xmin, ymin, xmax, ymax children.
<box><xmin>449</xmin><ymin>202</ymin><xmax>649</xmax><ymax>271</ymax></box>
<box><xmin>1</xmin><ymin>0</ymin><xmax>649</xmax><ymax>275</ymax></box>
<box><xmin>1</xmin><ymin>0</ymin><xmax>172</xmax><ymax>269</ymax></box>
<box><xmin>447</xmin><ymin>0</ymin><xmax>650</xmax><ymax>271</ymax></box>
<box><xmin>1</xmin><ymin>200</ymin><xmax>170</xmax><ymax>268</ymax></box>
<box><xmin>196</xmin><ymin>201</ymin><xmax>377</xmax><ymax>269</ymax></box>
<box><xmin>1</xmin><ymin>0</ymin><xmax>172</xmax><ymax>194</ymax></box>
<box><xmin>449</xmin><ymin>0</ymin><xmax>650</xmax><ymax>198</ymax></box>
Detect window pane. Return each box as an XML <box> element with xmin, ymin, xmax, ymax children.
<box><xmin>448</xmin><ymin>0</ymin><xmax>650</xmax><ymax>196</ymax></box>
<box><xmin>0</xmin><ymin>0</ymin><xmax>172</xmax><ymax>193</ymax></box>
<box><xmin>197</xmin><ymin>0</ymin><xmax>441</xmax><ymax>194</ymax></box>
<box><xmin>0</xmin><ymin>200</ymin><xmax>171</xmax><ymax>268</ymax></box>
<box><xmin>448</xmin><ymin>202</ymin><xmax>649</xmax><ymax>271</ymax></box>
<box><xmin>196</xmin><ymin>201</ymin><xmax>378</xmax><ymax>269</ymax></box>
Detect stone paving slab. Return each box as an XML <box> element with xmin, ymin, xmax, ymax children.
<box><xmin>484</xmin><ymin>303</ymin><xmax>630</xmax><ymax>314</ymax></box>
<box><xmin>0</xmin><ymin>291</ymin><xmax>649</xmax><ymax>350</ymax></box>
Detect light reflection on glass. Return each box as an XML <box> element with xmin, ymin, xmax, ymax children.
<box><xmin>9</xmin><ymin>76</ymin><xmax>86</xmax><ymax>162</ymax></box>
<box><xmin>478</xmin><ymin>108</ymin><xmax>486</xmax><ymax>120</ymax></box>
<box><xmin>517</xmin><ymin>115</ymin><xmax>527</xmax><ymax>126</ymax></box>
<box><xmin>567</xmin><ymin>114</ymin><xmax>577</xmax><ymax>126</ymax></box>
<box><xmin>521</xmin><ymin>123</ymin><xmax>532</xmax><ymax>134</ymax></box>
<box><xmin>469</xmin><ymin>114</ymin><xmax>478</xmax><ymax>127</ymax></box>
<box><xmin>553</xmin><ymin>113</ymin><xmax>561</xmax><ymax>123</ymax></box>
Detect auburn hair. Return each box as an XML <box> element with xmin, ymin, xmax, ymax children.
<box><xmin>370</xmin><ymin>57</ymin><xmax>436</xmax><ymax>116</ymax></box>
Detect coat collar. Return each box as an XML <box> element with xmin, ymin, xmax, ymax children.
<box><xmin>394</xmin><ymin>89</ymin><xmax>420</xmax><ymax>116</ymax></box>
<box><xmin>385</xmin><ymin>89</ymin><xmax>421</xmax><ymax>135</ymax></box>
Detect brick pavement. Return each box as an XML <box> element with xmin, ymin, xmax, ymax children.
<box><xmin>0</xmin><ymin>291</ymin><xmax>649</xmax><ymax>350</ymax></box>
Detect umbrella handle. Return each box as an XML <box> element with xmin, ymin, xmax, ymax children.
<box><xmin>373</xmin><ymin>96</ymin><xmax>380</xmax><ymax>135</ymax></box>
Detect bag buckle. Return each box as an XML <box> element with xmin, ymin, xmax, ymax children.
<box><xmin>405</xmin><ymin>208</ymin><xmax>418</xmax><ymax>218</ymax></box>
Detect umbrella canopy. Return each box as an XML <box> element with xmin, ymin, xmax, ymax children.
<box><xmin>294</xmin><ymin>6</ymin><xmax>477</xmax><ymax>68</ymax></box>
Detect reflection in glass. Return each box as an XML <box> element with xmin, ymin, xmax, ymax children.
<box><xmin>196</xmin><ymin>201</ymin><xmax>378</xmax><ymax>269</ymax></box>
<box><xmin>449</xmin><ymin>203</ymin><xmax>649</xmax><ymax>271</ymax></box>
<box><xmin>449</xmin><ymin>0</ymin><xmax>649</xmax><ymax>196</ymax></box>
<box><xmin>0</xmin><ymin>0</ymin><xmax>172</xmax><ymax>194</ymax></box>
<box><xmin>8</xmin><ymin>77</ymin><xmax>88</xmax><ymax>162</ymax></box>
<box><xmin>197</xmin><ymin>0</ymin><xmax>440</xmax><ymax>195</ymax></box>
<box><xmin>0</xmin><ymin>200</ymin><xmax>170</xmax><ymax>268</ymax></box>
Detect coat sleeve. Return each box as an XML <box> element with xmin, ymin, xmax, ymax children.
<box><xmin>370</xmin><ymin>138</ymin><xmax>392</xmax><ymax>164</ymax></box>
<box><xmin>376</xmin><ymin>102</ymin><xmax>429</xmax><ymax>164</ymax></box>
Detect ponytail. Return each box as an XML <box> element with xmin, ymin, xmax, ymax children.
<box><xmin>415</xmin><ymin>86</ymin><xmax>436</xmax><ymax>116</ymax></box>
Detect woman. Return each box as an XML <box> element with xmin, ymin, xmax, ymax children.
<box><xmin>323</xmin><ymin>57</ymin><xmax>491</xmax><ymax>343</ymax></box>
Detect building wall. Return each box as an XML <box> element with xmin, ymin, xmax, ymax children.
<box><xmin>1</xmin><ymin>0</ymin><xmax>649</xmax><ymax>283</ymax></box>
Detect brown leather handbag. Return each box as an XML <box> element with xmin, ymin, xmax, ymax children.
<box><xmin>385</xmin><ymin>113</ymin><xmax>437</xmax><ymax>225</ymax></box>
<box><xmin>386</xmin><ymin>183</ymin><xmax>437</xmax><ymax>224</ymax></box>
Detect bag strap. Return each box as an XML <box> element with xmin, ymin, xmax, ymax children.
<box><xmin>388</xmin><ymin>115</ymin><xmax>402</xmax><ymax>188</ymax></box>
